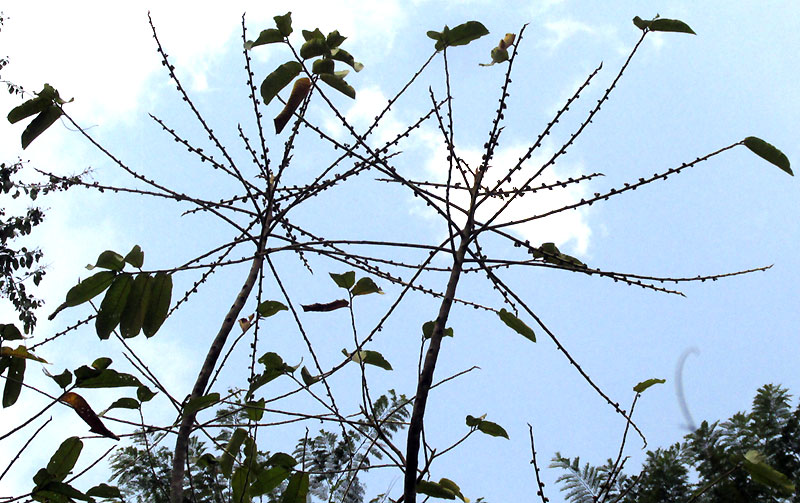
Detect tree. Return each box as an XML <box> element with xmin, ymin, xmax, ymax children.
<box><xmin>0</xmin><ymin>8</ymin><xmax>793</xmax><ymax>503</ymax></box>
<box><xmin>552</xmin><ymin>384</ymin><xmax>799</xmax><ymax>502</ymax></box>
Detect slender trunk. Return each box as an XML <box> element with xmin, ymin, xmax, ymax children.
<box><xmin>169</xmin><ymin>227</ymin><xmax>267</xmax><ymax>503</ymax></box>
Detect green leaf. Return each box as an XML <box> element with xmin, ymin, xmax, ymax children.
<box><xmin>46</xmin><ymin>437</ymin><xmax>83</xmax><ymax>482</ymax></box>
<box><xmin>22</xmin><ymin>105</ymin><xmax>62</xmax><ymax>149</ymax></box>
<box><xmin>438</xmin><ymin>478</ymin><xmax>467</xmax><ymax>502</ymax></box>
<box><xmin>219</xmin><ymin>427</ymin><xmax>247</xmax><ymax>477</ymax></box>
<box><xmin>183</xmin><ymin>392</ymin><xmax>220</xmax><ymax>415</ymax></box>
<box><xmin>431</xmin><ymin>21</ymin><xmax>489</xmax><ymax>51</ymax></box>
<box><xmin>465</xmin><ymin>414</ymin><xmax>484</xmax><ymax>427</ymax></box>
<box><xmin>301</xmin><ymin>366</ymin><xmax>319</xmax><ymax>386</ymax></box>
<box><xmin>330</xmin><ymin>48</ymin><xmax>363</xmax><ymax>72</ymax></box>
<box><xmin>280</xmin><ymin>472</ymin><xmax>309</xmax><ymax>503</ymax></box>
<box><xmin>107</xmin><ymin>397</ymin><xmax>139</xmax><ymax>410</ymax></box>
<box><xmin>312</xmin><ymin>58</ymin><xmax>335</xmax><ymax>75</ymax></box>
<box><xmin>8</xmin><ymin>95</ymin><xmax>49</xmax><ymax>124</ymax></box>
<box><xmin>319</xmin><ymin>73</ymin><xmax>356</xmax><ymax>99</ymax></box>
<box><xmin>326</xmin><ymin>30</ymin><xmax>346</xmax><ymax>48</ymax></box>
<box><xmin>417</xmin><ymin>480</ymin><xmax>456</xmax><ymax>500</ymax></box>
<box><xmin>302</xmin><ymin>28</ymin><xmax>325</xmax><ymax>41</ymax></box>
<box><xmin>260</xmin><ymin>62</ymin><xmax>302</xmax><ymax>106</ymax></box>
<box><xmin>633</xmin><ymin>378</ymin><xmax>666</xmax><ymax>393</ymax></box>
<box><xmin>95</xmin><ymin>274</ymin><xmax>133</xmax><ymax>339</ymax></box>
<box><xmin>251</xmin><ymin>466</ymin><xmax>291</xmax><ymax>496</ymax></box>
<box><xmin>257</xmin><ymin>300</ymin><xmax>288</xmax><ymax>318</ymax></box>
<box><xmin>32</xmin><ymin>481</ymin><xmax>90</xmax><ymax>502</ymax></box>
<box><xmin>422</xmin><ymin>321</ymin><xmax>454</xmax><ymax>339</ymax></box>
<box><xmin>1</xmin><ymin>345</ymin><xmax>48</xmax><ymax>363</ymax></box>
<box><xmin>90</xmin><ymin>250</ymin><xmax>125</xmax><ymax>271</ymax></box>
<box><xmin>142</xmin><ymin>272</ymin><xmax>172</xmax><ymax>337</ymax></box>
<box><xmin>92</xmin><ymin>357</ymin><xmax>112</xmax><ymax>371</ymax></box>
<box><xmin>75</xmin><ymin>367</ymin><xmax>143</xmax><ymax>389</ymax></box>
<box><xmin>119</xmin><ymin>273</ymin><xmax>152</xmax><ymax>338</ymax></box>
<box><xmin>348</xmin><ymin>349</ymin><xmax>393</xmax><ymax>370</ymax></box>
<box><xmin>274</xmin><ymin>12</ymin><xmax>293</xmax><ymax>37</ymax></box>
<box><xmin>232</xmin><ymin>465</ymin><xmax>253</xmax><ymax>503</ymax></box>
<box><xmin>48</xmin><ymin>369</ymin><xmax>73</xmax><ymax>389</ymax></box>
<box><xmin>743</xmin><ymin>450</ymin><xmax>796</xmax><ymax>495</ymax></box>
<box><xmin>267</xmin><ymin>452</ymin><xmax>298</xmax><ymax>468</ymax></box>
<box><xmin>351</xmin><ymin>277</ymin><xmax>382</xmax><ymax>296</ymax></box>
<box><xmin>247</xmin><ymin>28</ymin><xmax>284</xmax><ymax>50</ymax></box>
<box><xmin>2</xmin><ymin>354</ymin><xmax>24</xmax><ymax>407</ymax></box>
<box><xmin>477</xmin><ymin>419</ymin><xmax>509</xmax><ymax>439</ymax></box>
<box><xmin>137</xmin><ymin>385</ymin><xmax>156</xmax><ymax>402</ymax></box>
<box><xmin>648</xmin><ymin>18</ymin><xmax>696</xmax><ymax>35</ymax></box>
<box><xmin>0</xmin><ymin>323</ymin><xmax>24</xmax><ymax>341</ymax></box>
<box><xmin>330</xmin><ymin>271</ymin><xmax>355</xmax><ymax>289</ymax></box>
<box><xmin>632</xmin><ymin>16</ymin><xmax>651</xmax><ymax>30</ymax></box>
<box><xmin>497</xmin><ymin>308</ymin><xmax>535</xmax><ymax>342</ymax></box>
<box><xmin>86</xmin><ymin>483</ymin><xmax>122</xmax><ymax>498</ymax></box>
<box><xmin>245</xmin><ymin>398</ymin><xmax>265</xmax><ymax>421</ymax></box>
<box><xmin>300</xmin><ymin>38</ymin><xmax>328</xmax><ymax>60</ymax></box>
<box><xmin>123</xmin><ymin>245</ymin><xmax>144</xmax><ymax>268</ymax></box>
<box><xmin>743</xmin><ymin>136</ymin><xmax>792</xmax><ymax>175</ymax></box>
<box><xmin>65</xmin><ymin>271</ymin><xmax>116</xmax><ymax>307</ymax></box>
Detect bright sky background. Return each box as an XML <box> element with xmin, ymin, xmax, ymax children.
<box><xmin>1</xmin><ymin>1</ymin><xmax>798</xmax><ymax>502</ymax></box>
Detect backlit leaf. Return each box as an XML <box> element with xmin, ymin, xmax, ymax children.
<box><xmin>422</xmin><ymin>321</ymin><xmax>454</xmax><ymax>339</ymax></box>
<box><xmin>219</xmin><ymin>427</ymin><xmax>247</xmax><ymax>477</ymax></box>
<box><xmin>417</xmin><ymin>480</ymin><xmax>456</xmax><ymax>500</ymax></box>
<box><xmin>183</xmin><ymin>392</ymin><xmax>220</xmax><ymax>415</ymax></box>
<box><xmin>142</xmin><ymin>272</ymin><xmax>171</xmax><ymax>337</ymax></box>
<box><xmin>246</xmin><ymin>398</ymin><xmax>265</xmax><ymax>421</ymax></box>
<box><xmin>86</xmin><ymin>483</ymin><xmax>122</xmax><ymax>498</ymax></box>
<box><xmin>260</xmin><ymin>61</ymin><xmax>302</xmax><ymax>106</ymax></box>
<box><xmin>95</xmin><ymin>274</ymin><xmax>133</xmax><ymax>339</ymax></box>
<box><xmin>280</xmin><ymin>472</ymin><xmax>309</xmax><ymax>503</ymax></box>
<box><xmin>274</xmin><ymin>77</ymin><xmax>311</xmax><ymax>134</ymax></box>
<box><xmin>22</xmin><ymin>105</ymin><xmax>62</xmax><ymax>150</ymax></box>
<box><xmin>59</xmin><ymin>393</ymin><xmax>119</xmax><ymax>440</ymax></box>
<box><xmin>2</xmin><ymin>354</ymin><xmax>24</xmax><ymax>407</ymax></box>
<box><xmin>247</xmin><ymin>28</ymin><xmax>284</xmax><ymax>50</ymax></box>
<box><xmin>7</xmin><ymin>95</ymin><xmax>49</xmax><ymax>124</ymax></box>
<box><xmin>633</xmin><ymin>378</ymin><xmax>666</xmax><ymax>393</ymax></box>
<box><xmin>477</xmin><ymin>419</ymin><xmax>509</xmax><ymax>439</ymax></box>
<box><xmin>45</xmin><ymin>437</ymin><xmax>83</xmax><ymax>482</ymax></box>
<box><xmin>90</xmin><ymin>250</ymin><xmax>125</xmax><ymax>271</ymax></box>
<box><xmin>743</xmin><ymin>136</ymin><xmax>792</xmax><ymax>175</ymax></box>
<box><xmin>498</xmin><ymin>308</ymin><xmax>535</xmax><ymax>342</ymax></box>
<box><xmin>1</xmin><ymin>345</ymin><xmax>48</xmax><ymax>363</ymax></box>
<box><xmin>648</xmin><ymin>18</ymin><xmax>696</xmax><ymax>35</ymax></box>
<box><xmin>120</xmin><ymin>274</ymin><xmax>152</xmax><ymax>338</ymax></box>
<box><xmin>743</xmin><ymin>450</ymin><xmax>796</xmax><ymax>494</ymax></box>
<box><xmin>0</xmin><ymin>324</ymin><xmax>24</xmax><ymax>341</ymax></box>
<box><xmin>64</xmin><ymin>271</ymin><xmax>116</xmax><ymax>307</ymax></box>
<box><xmin>274</xmin><ymin>12</ymin><xmax>293</xmax><ymax>37</ymax></box>
<box><xmin>123</xmin><ymin>245</ymin><xmax>144</xmax><ymax>268</ymax></box>
<box><xmin>106</xmin><ymin>397</ymin><xmax>139</xmax><ymax>411</ymax></box>
<box><xmin>330</xmin><ymin>271</ymin><xmax>355</xmax><ymax>289</ymax></box>
<box><xmin>301</xmin><ymin>366</ymin><xmax>319</xmax><ymax>386</ymax></box>
<box><xmin>258</xmin><ymin>300</ymin><xmax>288</xmax><ymax>318</ymax></box>
<box><xmin>330</xmin><ymin>48</ymin><xmax>363</xmax><ymax>72</ymax></box>
<box><xmin>351</xmin><ymin>277</ymin><xmax>382</xmax><ymax>296</ymax></box>
<box><xmin>319</xmin><ymin>73</ymin><xmax>356</xmax><ymax>100</ymax></box>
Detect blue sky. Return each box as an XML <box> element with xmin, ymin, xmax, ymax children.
<box><xmin>1</xmin><ymin>1</ymin><xmax>798</xmax><ymax>501</ymax></box>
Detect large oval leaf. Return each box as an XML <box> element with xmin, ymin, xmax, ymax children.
<box><xmin>648</xmin><ymin>18</ymin><xmax>696</xmax><ymax>35</ymax></box>
<box><xmin>119</xmin><ymin>274</ymin><xmax>152</xmax><ymax>339</ymax></box>
<box><xmin>21</xmin><ymin>105</ymin><xmax>62</xmax><ymax>150</ymax></box>
<box><xmin>7</xmin><ymin>95</ymin><xmax>49</xmax><ymax>124</ymax></box>
<box><xmin>65</xmin><ymin>271</ymin><xmax>116</xmax><ymax>307</ymax></box>
<box><xmin>2</xmin><ymin>354</ymin><xmax>25</xmax><ymax>407</ymax></box>
<box><xmin>142</xmin><ymin>272</ymin><xmax>172</xmax><ymax>337</ymax></box>
<box><xmin>319</xmin><ymin>73</ymin><xmax>356</xmax><ymax>100</ymax></box>
<box><xmin>46</xmin><ymin>436</ymin><xmax>84</xmax><ymax>482</ymax></box>
<box><xmin>743</xmin><ymin>136</ymin><xmax>792</xmax><ymax>175</ymax></box>
<box><xmin>274</xmin><ymin>77</ymin><xmax>311</xmax><ymax>134</ymax></box>
<box><xmin>281</xmin><ymin>472</ymin><xmax>309</xmax><ymax>503</ymax></box>
<box><xmin>260</xmin><ymin>61</ymin><xmax>302</xmax><ymax>106</ymax></box>
<box><xmin>95</xmin><ymin>274</ymin><xmax>134</xmax><ymax>339</ymax></box>
<box><xmin>417</xmin><ymin>480</ymin><xmax>456</xmax><ymax>500</ymax></box>
<box><xmin>497</xmin><ymin>308</ymin><xmax>535</xmax><ymax>342</ymax></box>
